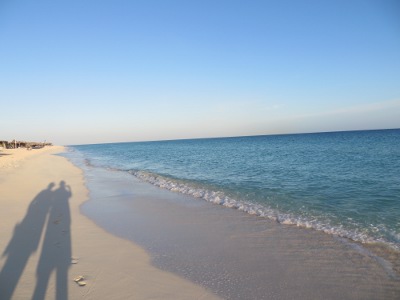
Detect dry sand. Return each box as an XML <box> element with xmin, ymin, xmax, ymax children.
<box><xmin>0</xmin><ymin>147</ymin><xmax>220</xmax><ymax>300</ymax></box>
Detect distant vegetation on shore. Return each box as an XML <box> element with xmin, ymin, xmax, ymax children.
<box><xmin>0</xmin><ymin>140</ymin><xmax>52</xmax><ymax>150</ymax></box>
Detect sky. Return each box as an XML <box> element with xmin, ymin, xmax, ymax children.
<box><xmin>1</xmin><ymin>0</ymin><xmax>399</xmax><ymax>145</ymax></box>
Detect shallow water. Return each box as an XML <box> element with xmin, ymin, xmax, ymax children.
<box><xmin>70</xmin><ymin>129</ymin><xmax>400</xmax><ymax>250</ymax></box>
<box><xmin>61</xmin><ymin>156</ymin><xmax>400</xmax><ymax>299</ymax></box>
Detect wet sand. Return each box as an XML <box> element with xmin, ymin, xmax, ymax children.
<box><xmin>76</xmin><ymin>160</ymin><xmax>400</xmax><ymax>300</ymax></box>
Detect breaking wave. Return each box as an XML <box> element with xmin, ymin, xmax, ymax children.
<box><xmin>129</xmin><ymin>170</ymin><xmax>399</xmax><ymax>251</ymax></box>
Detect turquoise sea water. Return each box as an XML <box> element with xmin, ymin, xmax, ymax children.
<box><xmin>69</xmin><ymin>129</ymin><xmax>400</xmax><ymax>250</ymax></box>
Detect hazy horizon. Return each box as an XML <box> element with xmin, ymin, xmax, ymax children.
<box><xmin>64</xmin><ymin>127</ymin><xmax>398</xmax><ymax>146</ymax></box>
<box><xmin>1</xmin><ymin>0</ymin><xmax>399</xmax><ymax>145</ymax></box>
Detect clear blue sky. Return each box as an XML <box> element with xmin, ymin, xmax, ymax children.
<box><xmin>1</xmin><ymin>0</ymin><xmax>399</xmax><ymax>145</ymax></box>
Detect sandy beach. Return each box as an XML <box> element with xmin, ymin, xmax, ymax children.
<box><xmin>0</xmin><ymin>147</ymin><xmax>220</xmax><ymax>300</ymax></box>
<box><xmin>2</xmin><ymin>1</ymin><xmax>399</xmax><ymax>298</ymax></box>
<box><xmin>1</xmin><ymin>146</ymin><xmax>400</xmax><ymax>300</ymax></box>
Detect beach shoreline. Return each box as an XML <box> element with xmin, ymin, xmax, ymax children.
<box><xmin>0</xmin><ymin>147</ymin><xmax>220</xmax><ymax>300</ymax></box>
<box><xmin>1</xmin><ymin>146</ymin><xmax>399</xmax><ymax>299</ymax></box>
<box><xmin>65</xmin><ymin>147</ymin><xmax>400</xmax><ymax>300</ymax></box>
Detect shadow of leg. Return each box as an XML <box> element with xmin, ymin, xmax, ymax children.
<box><xmin>0</xmin><ymin>248</ymin><xmax>32</xmax><ymax>300</ymax></box>
<box><xmin>56</xmin><ymin>266</ymin><xmax>68</xmax><ymax>300</ymax></box>
<box><xmin>31</xmin><ymin>266</ymin><xmax>51</xmax><ymax>300</ymax></box>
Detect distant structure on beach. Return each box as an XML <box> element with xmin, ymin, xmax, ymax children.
<box><xmin>0</xmin><ymin>140</ymin><xmax>52</xmax><ymax>150</ymax></box>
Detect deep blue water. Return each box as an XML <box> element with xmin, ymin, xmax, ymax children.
<box><xmin>69</xmin><ymin>129</ymin><xmax>400</xmax><ymax>250</ymax></box>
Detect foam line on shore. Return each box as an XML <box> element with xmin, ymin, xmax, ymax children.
<box><xmin>129</xmin><ymin>169</ymin><xmax>400</xmax><ymax>251</ymax></box>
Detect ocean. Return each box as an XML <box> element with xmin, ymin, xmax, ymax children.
<box><xmin>67</xmin><ymin>129</ymin><xmax>400</xmax><ymax>251</ymax></box>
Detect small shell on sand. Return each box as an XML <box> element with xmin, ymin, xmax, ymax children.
<box><xmin>78</xmin><ymin>281</ymin><xmax>87</xmax><ymax>286</ymax></box>
<box><xmin>71</xmin><ymin>258</ymin><xmax>79</xmax><ymax>264</ymax></box>
<box><xmin>74</xmin><ymin>275</ymin><xmax>84</xmax><ymax>282</ymax></box>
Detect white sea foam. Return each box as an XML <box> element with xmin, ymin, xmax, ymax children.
<box><xmin>128</xmin><ymin>170</ymin><xmax>400</xmax><ymax>251</ymax></box>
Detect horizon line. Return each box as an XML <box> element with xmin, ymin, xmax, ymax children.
<box><xmin>67</xmin><ymin>127</ymin><xmax>400</xmax><ymax>147</ymax></box>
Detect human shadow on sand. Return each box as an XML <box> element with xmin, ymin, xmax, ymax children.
<box><xmin>0</xmin><ymin>181</ymin><xmax>72</xmax><ymax>300</ymax></box>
